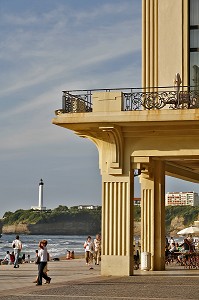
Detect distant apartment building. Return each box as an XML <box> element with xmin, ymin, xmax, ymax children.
<box><xmin>78</xmin><ymin>205</ymin><xmax>99</xmax><ymax>210</ymax></box>
<box><xmin>133</xmin><ymin>197</ymin><xmax>141</xmax><ymax>206</ymax></box>
<box><xmin>165</xmin><ymin>192</ymin><xmax>199</xmax><ymax>206</ymax></box>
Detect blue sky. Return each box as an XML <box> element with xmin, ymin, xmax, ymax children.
<box><xmin>0</xmin><ymin>0</ymin><xmax>198</xmax><ymax>218</ymax></box>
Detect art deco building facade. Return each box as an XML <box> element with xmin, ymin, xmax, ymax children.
<box><xmin>142</xmin><ymin>0</ymin><xmax>199</xmax><ymax>89</ymax></box>
<box><xmin>53</xmin><ymin>0</ymin><xmax>199</xmax><ymax>275</ymax></box>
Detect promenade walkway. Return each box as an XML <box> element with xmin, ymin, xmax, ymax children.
<box><xmin>0</xmin><ymin>259</ymin><xmax>198</xmax><ymax>299</ymax></box>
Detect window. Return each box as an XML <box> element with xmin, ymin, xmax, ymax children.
<box><xmin>190</xmin><ymin>0</ymin><xmax>199</xmax><ymax>89</ymax></box>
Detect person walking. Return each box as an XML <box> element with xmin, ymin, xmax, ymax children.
<box><xmin>84</xmin><ymin>236</ymin><xmax>94</xmax><ymax>269</ymax></box>
<box><xmin>94</xmin><ymin>234</ymin><xmax>101</xmax><ymax>265</ymax></box>
<box><xmin>36</xmin><ymin>240</ymin><xmax>51</xmax><ymax>286</ymax></box>
<box><xmin>12</xmin><ymin>235</ymin><xmax>22</xmax><ymax>268</ymax></box>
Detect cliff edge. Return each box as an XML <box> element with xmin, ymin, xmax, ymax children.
<box><xmin>2</xmin><ymin>220</ymin><xmax>100</xmax><ymax>235</ymax></box>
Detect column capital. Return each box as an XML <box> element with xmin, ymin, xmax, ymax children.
<box><xmin>131</xmin><ymin>156</ymin><xmax>154</xmax><ymax>179</ymax></box>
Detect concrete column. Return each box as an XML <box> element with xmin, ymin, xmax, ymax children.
<box><xmin>142</xmin><ymin>0</ymin><xmax>189</xmax><ymax>87</ymax></box>
<box><xmin>101</xmin><ymin>170</ymin><xmax>134</xmax><ymax>276</ymax></box>
<box><xmin>140</xmin><ymin>160</ymin><xmax>165</xmax><ymax>270</ymax></box>
<box><xmin>142</xmin><ymin>0</ymin><xmax>158</xmax><ymax>89</ymax></box>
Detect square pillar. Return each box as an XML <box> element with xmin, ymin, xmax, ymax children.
<box><xmin>101</xmin><ymin>171</ymin><xmax>134</xmax><ymax>276</ymax></box>
<box><xmin>140</xmin><ymin>160</ymin><xmax>165</xmax><ymax>270</ymax></box>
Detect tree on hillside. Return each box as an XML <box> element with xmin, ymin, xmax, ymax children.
<box><xmin>53</xmin><ymin>205</ymin><xmax>69</xmax><ymax>212</ymax></box>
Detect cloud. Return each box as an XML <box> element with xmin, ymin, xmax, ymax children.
<box><xmin>0</xmin><ymin>0</ymin><xmax>142</xmax><ymax>216</ymax></box>
<box><xmin>0</xmin><ymin>1</ymin><xmax>141</xmax><ymax>96</ymax></box>
<box><xmin>0</xmin><ymin>0</ymin><xmax>141</xmax><ymax>152</ymax></box>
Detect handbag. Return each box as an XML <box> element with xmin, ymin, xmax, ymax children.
<box><xmin>35</xmin><ymin>256</ymin><xmax>40</xmax><ymax>264</ymax></box>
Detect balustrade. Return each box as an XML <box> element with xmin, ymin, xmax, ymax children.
<box><xmin>55</xmin><ymin>86</ymin><xmax>199</xmax><ymax>115</ymax></box>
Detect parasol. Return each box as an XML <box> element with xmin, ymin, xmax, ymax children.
<box><xmin>177</xmin><ymin>226</ymin><xmax>199</xmax><ymax>235</ymax></box>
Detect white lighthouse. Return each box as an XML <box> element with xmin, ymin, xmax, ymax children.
<box><xmin>38</xmin><ymin>179</ymin><xmax>44</xmax><ymax>208</ymax></box>
<box><xmin>31</xmin><ymin>179</ymin><xmax>46</xmax><ymax>211</ymax></box>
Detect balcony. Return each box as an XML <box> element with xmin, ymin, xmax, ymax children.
<box><xmin>55</xmin><ymin>86</ymin><xmax>199</xmax><ymax>115</ymax></box>
<box><xmin>52</xmin><ymin>85</ymin><xmax>199</xmax><ymax>184</ymax></box>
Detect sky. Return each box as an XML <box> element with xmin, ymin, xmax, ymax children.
<box><xmin>0</xmin><ymin>0</ymin><xmax>198</xmax><ymax>218</ymax></box>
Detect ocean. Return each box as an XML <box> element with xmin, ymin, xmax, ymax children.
<box><xmin>0</xmin><ymin>234</ymin><xmax>87</xmax><ymax>261</ymax></box>
<box><xmin>0</xmin><ymin>234</ymin><xmax>186</xmax><ymax>261</ymax></box>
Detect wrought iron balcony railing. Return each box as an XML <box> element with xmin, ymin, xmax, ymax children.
<box><xmin>55</xmin><ymin>86</ymin><xmax>199</xmax><ymax>115</ymax></box>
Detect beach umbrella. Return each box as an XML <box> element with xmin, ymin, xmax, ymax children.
<box><xmin>177</xmin><ymin>226</ymin><xmax>199</xmax><ymax>235</ymax></box>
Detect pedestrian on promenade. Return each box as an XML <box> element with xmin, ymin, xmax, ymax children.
<box><xmin>94</xmin><ymin>234</ymin><xmax>101</xmax><ymax>265</ymax></box>
<box><xmin>36</xmin><ymin>240</ymin><xmax>51</xmax><ymax>286</ymax></box>
<box><xmin>42</xmin><ymin>240</ymin><xmax>50</xmax><ymax>278</ymax></box>
<box><xmin>12</xmin><ymin>235</ymin><xmax>22</xmax><ymax>268</ymax></box>
<box><xmin>84</xmin><ymin>236</ymin><xmax>94</xmax><ymax>269</ymax></box>
<box><xmin>34</xmin><ymin>240</ymin><xmax>49</xmax><ymax>284</ymax></box>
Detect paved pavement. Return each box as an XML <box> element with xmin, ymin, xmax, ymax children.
<box><xmin>0</xmin><ymin>259</ymin><xmax>199</xmax><ymax>299</ymax></box>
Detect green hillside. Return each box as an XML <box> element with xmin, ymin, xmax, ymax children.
<box><xmin>2</xmin><ymin>205</ymin><xmax>101</xmax><ymax>226</ymax></box>
<box><xmin>1</xmin><ymin>205</ymin><xmax>199</xmax><ymax>232</ymax></box>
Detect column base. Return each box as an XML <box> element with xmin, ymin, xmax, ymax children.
<box><xmin>101</xmin><ymin>255</ymin><xmax>134</xmax><ymax>276</ymax></box>
<box><xmin>151</xmin><ymin>254</ymin><xmax>165</xmax><ymax>271</ymax></box>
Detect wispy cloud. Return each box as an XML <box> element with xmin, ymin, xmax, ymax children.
<box><xmin>0</xmin><ymin>1</ymin><xmax>141</xmax><ymax>96</ymax></box>
<box><xmin>0</xmin><ymin>0</ymin><xmax>142</xmax><ymax>215</ymax></box>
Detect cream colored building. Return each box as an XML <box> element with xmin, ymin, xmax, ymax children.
<box><xmin>52</xmin><ymin>0</ymin><xmax>199</xmax><ymax>275</ymax></box>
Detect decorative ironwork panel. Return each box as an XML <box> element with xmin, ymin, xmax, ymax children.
<box><xmin>123</xmin><ymin>90</ymin><xmax>199</xmax><ymax>110</ymax></box>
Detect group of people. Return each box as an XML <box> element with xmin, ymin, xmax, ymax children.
<box><xmin>84</xmin><ymin>234</ymin><xmax>101</xmax><ymax>269</ymax></box>
<box><xmin>1</xmin><ymin>235</ymin><xmax>30</xmax><ymax>266</ymax></box>
<box><xmin>1</xmin><ymin>235</ymin><xmax>51</xmax><ymax>286</ymax></box>
<box><xmin>165</xmin><ymin>235</ymin><xmax>197</xmax><ymax>264</ymax></box>
<box><xmin>165</xmin><ymin>235</ymin><xmax>195</xmax><ymax>253</ymax></box>
<box><xmin>1</xmin><ymin>233</ymin><xmax>102</xmax><ymax>285</ymax></box>
<box><xmin>0</xmin><ymin>250</ymin><xmax>15</xmax><ymax>265</ymax></box>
